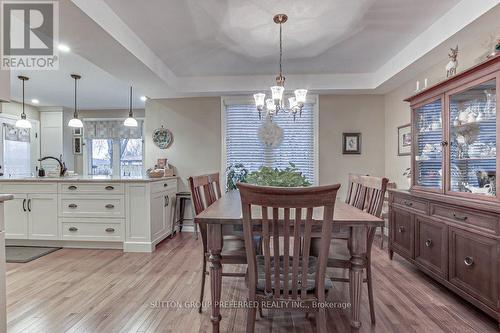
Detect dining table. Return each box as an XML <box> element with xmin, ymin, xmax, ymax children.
<box><xmin>194</xmin><ymin>190</ymin><xmax>384</xmax><ymax>333</ymax></box>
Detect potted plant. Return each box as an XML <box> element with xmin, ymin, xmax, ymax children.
<box><xmin>246</xmin><ymin>163</ymin><xmax>311</xmax><ymax>187</ymax></box>
<box><xmin>226</xmin><ymin>163</ymin><xmax>249</xmax><ymax>191</ymax></box>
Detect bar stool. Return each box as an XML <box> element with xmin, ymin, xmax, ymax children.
<box><xmin>171</xmin><ymin>191</ymin><xmax>198</xmax><ymax>239</ymax></box>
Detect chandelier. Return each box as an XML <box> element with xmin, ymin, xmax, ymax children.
<box><xmin>253</xmin><ymin>14</ymin><xmax>307</xmax><ymax>121</ymax></box>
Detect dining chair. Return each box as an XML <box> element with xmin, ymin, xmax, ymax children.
<box><xmin>312</xmin><ymin>175</ymin><xmax>388</xmax><ymax>324</ymax></box>
<box><xmin>238</xmin><ymin>182</ymin><xmax>341</xmax><ymax>333</ymax></box>
<box><xmin>207</xmin><ymin>172</ymin><xmax>222</xmax><ymax>201</ymax></box>
<box><xmin>188</xmin><ymin>175</ymin><xmax>247</xmax><ymax>314</ymax></box>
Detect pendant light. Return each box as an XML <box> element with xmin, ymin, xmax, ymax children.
<box><xmin>68</xmin><ymin>74</ymin><xmax>83</xmax><ymax>128</ymax></box>
<box><xmin>124</xmin><ymin>86</ymin><xmax>138</xmax><ymax>127</ymax></box>
<box><xmin>15</xmin><ymin>76</ymin><xmax>32</xmax><ymax>129</ymax></box>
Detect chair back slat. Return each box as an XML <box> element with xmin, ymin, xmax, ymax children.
<box><xmin>357</xmin><ymin>175</ymin><xmax>389</xmax><ymax>218</ymax></box>
<box><xmin>238</xmin><ymin>183</ymin><xmax>340</xmax><ymax>303</ymax></box>
<box><xmin>207</xmin><ymin>172</ymin><xmax>222</xmax><ymax>201</ymax></box>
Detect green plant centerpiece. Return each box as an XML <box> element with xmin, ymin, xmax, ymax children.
<box><xmin>226</xmin><ymin>163</ymin><xmax>249</xmax><ymax>190</ymax></box>
<box><xmin>246</xmin><ymin>163</ymin><xmax>311</xmax><ymax>187</ymax></box>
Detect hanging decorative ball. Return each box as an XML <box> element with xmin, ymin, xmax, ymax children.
<box><xmin>258</xmin><ymin>120</ymin><xmax>283</xmax><ymax>148</ymax></box>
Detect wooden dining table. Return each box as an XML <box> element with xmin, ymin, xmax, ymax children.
<box><xmin>194</xmin><ymin>190</ymin><xmax>384</xmax><ymax>332</ymax></box>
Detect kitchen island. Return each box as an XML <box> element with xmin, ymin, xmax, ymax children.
<box><xmin>0</xmin><ymin>176</ymin><xmax>178</xmax><ymax>252</ymax></box>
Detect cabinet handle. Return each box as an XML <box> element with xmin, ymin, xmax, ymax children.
<box><xmin>68</xmin><ymin>204</ymin><xmax>77</xmax><ymax>209</ymax></box>
<box><xmin>453</xmin><ymin>213</ymin><xmax>468</xmax><ymax>221</ymax></box>
<box><xmin>105</xmin><ymin>204</ymin><xmax>115</xmax><ymax>209</ymax></box>
<box><xmin>464</xmin><ymin>256</ymin><xmax>474</xmax><ymax>266</ymax></box>
<box><xmin>68</xmin><ymin>185</ymin><xmax>77</xmax><ymax>190</ymax></box>
<box><xmin>22</xmin><ymin>199</ymin><xmax>27</xmax><ymax>212</ymax></box>
<box><xmin>105</xmin><ymin>186</ymin><xmax>114</xmax><ymax>190</ymax></box>
<box><xmin>163</xmin><ymin>183</ymin><xmax>168</xmax><ymax>187</ymax></box>
<box><xmin>105</xmin><ymin>227</ymin><xmax>115</xmax><ymax>233</ymax></box>
<box><xmin>27</xmin><ymin>199</ymin><xmax>31</xmax><ymax>212</ymax></box>
<box><xmin>164</xmin><ymin>195</ymin><xmax>169</xmax><ymax>207</ymax></box>
<box><xmin>398</xmin><ymin>226</ymin><xmax>405</xmax><ymax>233</ymax></box>
<box><xmin>425</xmin><ymin>239</ymin><xmax>432</xmax><ymax>247</ymax></box>
<box><xmin>440</xmin><ymin>140</ymin><xmax>448</xmax><ymax>147</ymax></box>
<box><xmin>68</xmin><ymin>227</ymin><xmax>78</xmax><ymax>232</ymax></box>
<box><xmin>403</xmin><ymin>201</ymin><xmax>413</xmax><ymax>207</ymax></box>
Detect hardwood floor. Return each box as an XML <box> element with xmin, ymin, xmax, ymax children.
<box><xmin>5</xmin><ymin>234</ymin><xmax>498</xmax><ymax>333</ymax></box>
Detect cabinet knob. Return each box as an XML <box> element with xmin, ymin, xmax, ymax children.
<box><xmin>398</xmin><ymin>226</ymin><xmax>405</xmax><ymax>233</ymax></box>
<box><xmin>403</xmin><ymin>201</ymin><xmax>413</xmax><ymax>207</ymax></box>
<box><xmin>440</xmin><ymin>140</ymin><xmax>448</xmax><ymax>147</ymax></box>
<box><xmin>105</xmin><ymin>204</ymin><xmax>115</xmax><ymax>209</ymax></box>
<box><xmin>68</xmin><ymin>204</ymin><xmax>78</xmax><ymax>209</ymax></box>
<box><xmin>464</xmin><ymin>256</ymin><xmax>474</xmax><ymax>266</ymax></box>
<box><xmin>105</xmin><ymin>186</ymin><xmax>114</xmax><ymax>190</ymax></box>
<box><xmin>105</xmin><ymin>227</ymin><xmax>115</xmax><ymax>233</ymax></box>
<box><xmin>163</xmin><ymin>183</ymin><xmax>168</xmax><ymax>187</ymax></box>
<box><xmin>68</xmin><ymin>185</ymin><xmax>77</xmax><ymax>190</ymax></box>
<box><xmin>425</xmin><ymin>239</ymin><xmax>432</xmax><ymax>247</ymax></box>
<box><xmin>69</xmin><ymin>227</ymin><xmax>78</xmax><ymax>232</ymax></box>
<box><xmin>453</xmin><ymin>213</ymin><xmax>468</xmax><ymax>221</ymax></box>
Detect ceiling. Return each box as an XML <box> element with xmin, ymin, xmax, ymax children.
<box><xmin>6</xmin><ymin>0</ymin><xmax>500</xmax><ymax>109</ymax></box>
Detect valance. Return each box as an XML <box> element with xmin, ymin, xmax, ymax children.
<box><xmin>3</xmin><ymin>123</ymin><xmax>30</xmax><ymax>142</ymax></box>
<box><xmin>83</xmin><ymin>120</ymin><xmax>143</xmax><ymax>140</ymax></box>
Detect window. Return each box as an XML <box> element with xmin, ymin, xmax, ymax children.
<box><xmin>85</xmin><ymin>120</ymin><xmax>144</xmax><ymax>177</ymax></box>
<box><xmin>224</xmin><ymin>98</ymin><xmax>318</xmax><ymax>184</ymax></box>
<box><xmin>1</xmin><ymin>120</ymin><xmax>36</xmax><ymax>177</ymax></box>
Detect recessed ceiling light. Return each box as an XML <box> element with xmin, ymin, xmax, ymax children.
<box><xmin>140</xmin><ymin>96</ymin><xmax>147</xmax><ymax>102</ymax></box>
<box><xmin>58</xmin><ymin>44</ymin><xmax>71</xmax><ymax>52</ymax></box>
<box><xmin>31</xmin><ymin>99</ymin><xmax>39</xmax><ymax>104</ymax></box>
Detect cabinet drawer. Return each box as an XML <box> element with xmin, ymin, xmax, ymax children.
<box><xmin>151</xmin><ymin>179</ymin><xmax>177</xmax><ymax>194</ymax></box>
<box><xmin>449</xmin><ymin>227</ymin><xmax>498</xmax><ymax>309</ymax></box>
<box><xmin>415</xmin><ymin>216</ymin><xmax>447</xmax><ymax>278</ymax></box>
<box><xmin>431</xmin><ymin>204</ymin><xmax>499</xmax><ymax>235</ymax></box>
<box><xmin>0</xmin><ymin>183</ymin><xmax>57</xmax><ymax>194</ymax></box>
<box><xmin>393</xmin><ymin>195</ymin><xmax>428</xmax><ymax>214</ymax></box>
<box><xmin>61</xmin><ymin>220</ymin><xmax>123</xmax><ymax>241</ymax></box>
<box><xmin>59</xmin><ymin>183</ymin><xmax>124</xmax><ymax>194</ymax></box>
<box><xmin>59</xmin><ymin>196</ymin><xmax>125</xmax><ymax>218</ymax></box>
<box><xmin>390</xmin><ymin>207</ymin><xmax>414</xmax><ymax>259</ymax></box>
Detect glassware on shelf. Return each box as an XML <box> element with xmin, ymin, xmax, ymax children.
<box><xmin>484</xmin><ymin>89</ymin><xmax>496</xmax><ymax>118</ymax></box>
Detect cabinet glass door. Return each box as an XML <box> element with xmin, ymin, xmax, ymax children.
<box><xmin>449</xmin><ymin>79</ymin><xmax>496</xmax><ymax>197</ymax></box>
<box><xmin>414</xmin><ymin>98</ymin><xmax>443</xmax><ymax>189</ymax></box>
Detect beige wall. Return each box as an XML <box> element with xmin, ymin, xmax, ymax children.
<box><xmin>319</xmin><ymin>95</ymin><xmax>386</xmax><ymax>198</ymax></box>
<box><xmin>145</xmin><ymin>98</ymin><xmax>221</xmax><ymax>191</ymax></box>
<box><xmin>0</xmin><ymin>101</ymin><xmax>40</xmax><ymax>121</ymax></box>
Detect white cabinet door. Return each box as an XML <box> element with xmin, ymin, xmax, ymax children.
<box><xmin>151</xmin><ymin>191</ymin><xmax>166</xmax><ymax>241</ymax></box>
<box><xmin>4</xmin><ymin>195</ymin><xmax>28</xmax><ymax>239</ymax></box>
<box><xmin>28</xmin><ymin>194</ymin><xmax>58</xmax><ymax>240</ymax></box>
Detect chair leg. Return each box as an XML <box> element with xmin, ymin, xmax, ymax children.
<box><xmin>246</xmin><ymin>306</ymin><xmax>257</xmax><ymax>332</ymax></box>
<box><xmin>380</xmin><ymin>225</ymin><xmax>384</xmax><ymax>249</ymax></box>
<box><xmin>366</xmin><ymin>259</ymin><xmax>376</xmax><ymax>324</ymax></box>
<box><xmin>258</xmin><ymin>304</ymin><xmax>263</xmax><ymax>318</ymax></box>
<box><xmin>316</xmin><ymin>308</ymin><xmax>328</xmax><ymax>333</ymax></box>
<box><xmin>198</xmin><ymin>257</ymin><xmax>207</xmax><ymax>313</ymax></box>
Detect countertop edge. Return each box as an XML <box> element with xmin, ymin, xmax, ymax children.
<box><xmin>0</xmin><ymin>194</ymin><xmax>13</xmax><ymax>202</ymax></box>
<box><xmin>0</xmin><ymin>176</ymin><xmax>178</xmax><ymax>183</ymax></box>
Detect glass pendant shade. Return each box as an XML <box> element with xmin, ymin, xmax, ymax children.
<box><xmin>15</xmin><ymin>117</ymin><xmax>31</xmax><ymax>129</ymax></box>
<box><xmin>270</xmin><ymin>86</ymin><xmax>284</xmax><ymax>103</ymax></box>
<box><xmin>124</xmin><ymin>117</ymin><xmax>138</xmax><ymax>127</ymax></box>
<box><xmin>294</xmin><ymin>89</ymin><xmax>307</xmax><ymax>104</ymax></box>
<box><xmin>68</xmin><ymin>117</ymin><xmax>83</xmax><ymax>128</ymax></box>
<box><xmin>253</xmin><ymin>93</ymin><xmax>265</xmax><ymax>110</ymax></box>
<box><xmin>288</xmin><ymin>97</ymin><xmax>298</xmax><ymax>110</ymax></box>
<box><xmin>265</xmin><ymin>99</ymin><xmax>276</xmax><ymax>112</ymax></box>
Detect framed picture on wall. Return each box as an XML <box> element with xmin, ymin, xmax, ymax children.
<box><xmin>342</xmin><ymin>133</ymin><xmax>361</xmax><ymax>154</ymax></box>
<box><xmin>73</xmin><ymin>127</ymin><xmax>82</xmax><ymax>136</ymax></box>
<box><xmin>73</xmin><ymin>137</ymin><xmax>83</xmax><ymax>155</ymax></box>
<box><xmin>398</xmin><ymin>124</ymin><xmax>412</xmax><ymax>156</ymax></box>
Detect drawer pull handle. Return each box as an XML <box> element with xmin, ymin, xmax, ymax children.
<box><xmin>453</xmin><ymin>213</ymin><xmax>468</xmax><ymax>221</ymax></box>
<box><xmin>403</xmin><ymin>201</ymin><xmax>413</xmax><ymax>207</ymax></box>
<box><xmin>163</xmin><ymin>183</ymin><xmax>168</xmax><ymax>187</ymax></box>
<box><xmin>398</xmin><ymin>226</ymin><xmax>405</xmax><ymax>233</ymax></box>
<box><xmin>105</xmin><ymin>186</ymin><xmax>114</xmax><ymax>190</ymax></box>
<box><xmin>105</xmin><ymin>228</ymin><xmax>115</xmax><ymax>233</ymax></box>
<box><xmin>22</xmin><ymin>199</ymin><xmax>27</xmax><ymax>212</ymax></box>
<box><xmin>105</xmin><ymin>204</ymin><xmax>115</xmax><ymax>209</ymax></box>
<box><xmin>68</xmin><ymin>185</ymin><xmax>77</xmax><ymax>190</ymax></box>
<box><xmin>425</xmin><ymin>239</ymin><xmax>432</xmax><ymax>247</ymax></box>
<box><xmin>464</xmin><ymin>256</ymin><xmax>474</xmax><ymax>266</ymax></box>
<box><xmin>68</xmin><ymin>204</ymin><xmax>78</xmax><ymax>209</ymax></box>
<box><xmin>68</xmin><ymin>227</ymin><xmax>78</xmax><ymax>232</ymax></box>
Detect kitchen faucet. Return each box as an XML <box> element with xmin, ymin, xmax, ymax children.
<box><xmin>38</xmin><ymin>154</ymin><xmax>67</xmax><ymax>177</ymax></box>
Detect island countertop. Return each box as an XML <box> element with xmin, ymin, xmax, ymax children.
<box><xmin>0</xmin><ymin>175</ymin><xmax>178</xmax><ymax>183</ymax></box>
<box><xmin>0</xmin><ymin>194</ymin><xmax>13</xmax><ymax>202</ymax></box>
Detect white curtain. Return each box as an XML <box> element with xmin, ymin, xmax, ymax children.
<box><xmin>3</xmin><ymin>123</ymin><xmax>30</xmax><ymax>142</ymax></box>
<box><xmin>83</xmin><ymin>120</ymin><xmax>143</xmax><ymax>139</ymax></box>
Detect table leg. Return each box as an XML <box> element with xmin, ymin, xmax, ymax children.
<box><xmin>348</xmin><ymin>226</ymin><xmax>367</xmax><ymax>332</ymax></box>
<box><xmin>208</xmin><ymin>223</ymin><xmax>223</xmax><ymax>333</ymax></box>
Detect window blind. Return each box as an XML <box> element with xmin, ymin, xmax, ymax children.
<box><xmin>225</xmin><ymin>102</ymin><xmax>316</xmax><ymax>183</ymax></box>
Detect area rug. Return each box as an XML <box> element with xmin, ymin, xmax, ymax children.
<box><xmin>6</xmin><ymin>246</ymin><xmax>61</xmax><ymax>263</ymax></box>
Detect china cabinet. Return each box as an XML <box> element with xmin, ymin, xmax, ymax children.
<box><xmin>389</xmin><ymin>55</ymin><xmax>500</xmax><ymax>326</ymax></box>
